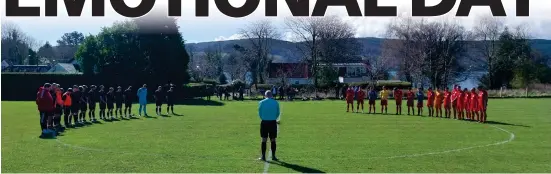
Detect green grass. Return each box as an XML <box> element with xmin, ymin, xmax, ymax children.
<box><xmin>2</xmin><ymin>99</ymin><xmax>551</xmax><ymax>173</ymax></box>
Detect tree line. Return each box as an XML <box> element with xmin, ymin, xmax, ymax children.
<box><xmin>3</xmin><ymin>14</ymin><xmax>550</xmax><ymax>90</ymax></box>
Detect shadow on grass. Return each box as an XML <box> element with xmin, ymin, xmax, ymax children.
<box><xmin>160</xmin><ymin>114</ymin><xmax>171</xmax><ymax>117</ymax></box>
<box><xmin>268</xmin><ymin>161</ymin><xmax>325</xmax><ymax>173</ymax></box>
<box><xmin>485</xmin><ymin>120</ymin><xmax>530</xmax><ymax>127</ymax></box>
<box><xmin>172</xmin><ymin>113</ymin><xmax>184</xmax><ymax>116</ymax></box>
<box><xmin>175</xmin><ymin>99</ymin><xmax>224</xmax><ymax>106</ymax></box>
<box><xmin>144</xmin><ymin>115</ymin><xmax>158</xmax><ymax>119</ymax></box>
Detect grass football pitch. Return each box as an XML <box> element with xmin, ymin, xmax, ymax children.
<box><xmin>1</xmin><ymin>99</ymin><xmax>550</xmax><ymax>173</ymax></box>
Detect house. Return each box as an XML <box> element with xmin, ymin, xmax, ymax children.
<box><xmin>267</xmin><ymin>63</ymin><xmax>311</xmax><ymax>85</ymax></box>
<box><xmin>267</xmin><ymin>62</ymin><xmax>371</xmax><ymax>85</ymax></box>
<box><xmin>48</xmin><ymin>63</ymin><xmax>79</xmax><ymax>74</ymax></box>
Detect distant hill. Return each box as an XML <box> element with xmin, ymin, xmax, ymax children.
<box><xmin>185</xmin><ymin>37</ymin><xmax>551</xmax><ymax>65</ymax></box>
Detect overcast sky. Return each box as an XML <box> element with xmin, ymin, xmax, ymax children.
<box><xmin>2</xmin><ymin>0</ymin><xmax>551</xmax><ymax>45</ymax></box>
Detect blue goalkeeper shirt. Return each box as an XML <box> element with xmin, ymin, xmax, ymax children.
<box><xmin>258</xmin><ymin>98</ymin><xmax>280</xmax><ymax>121</ymax></box>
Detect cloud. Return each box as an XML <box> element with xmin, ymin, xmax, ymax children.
<box><xmin>214</xmin><ymin>34</ymin><xmax>243</xmax><ymax>41</ymax></box>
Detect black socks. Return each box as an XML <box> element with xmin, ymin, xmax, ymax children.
<box><xmin>261</xmin><ymin>142</ymin><xmax>267</xmax><ymax>159</ymax></box>
<box><xmin>271</xmin><ymin>141</ymin><xmax>276</xmax><ymax>157</ymax></box>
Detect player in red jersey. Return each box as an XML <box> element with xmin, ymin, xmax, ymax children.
<box><xmin>443</xmin><ymin>87</ymin><xmax>452</xmax><ymax>118</ymax></box>
<box><xmin>478</xmin><ymin>86</ymin><xmax>488</xmax><ymax>123</ymax></box>
<box><xmin>426</xmin><ymin>87</ymin><xmax>435</xmax><ymax>117</ymax></box>
<box><xmin>457</xmin><ymin>88</ymin><xmax>466</xmax><ymax>120</ymax></box>
<box><xmin>470</xmin><ymin>88</ymin><xmax>479</xmax><ymax>121</ymax></box>
<box><xmin>393</xmin><ymin>87</ymin><xmax>403</xmax><ymax>115</ymax></box>
<box><xmin>346</xmin><ymin>87</ymin><xmax>355</xmax><ymax>112</ymax></box>
<box><xmin>463</xmin><ymin>88</ymin><xmax>471</xmax><ymax>120</ymax></box>
<box><xmin>406</xmin><ymin>88</ymin><xmax>415</xmax><ymax>115</ymax></box>
<box><xmin>451</xmin><ymin>85</ymin><xmax>459</xmax><ymax>119</ymax></box>
<box><xmin>356</xmin><ymin>87</ymin><xmax>366</xmax><ymax>113</ymax></box>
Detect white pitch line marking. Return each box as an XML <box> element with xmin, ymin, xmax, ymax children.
<box><xmin>365</xmin><ymin>125</ymin><xmax>516</xmax><ymax>160</ymax></box>
<box><xmin>54</xmin><ymin>123</ymin><xmax>515</xmax><ymax>170</ymax></box>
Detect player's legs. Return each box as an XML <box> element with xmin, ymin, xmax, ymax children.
<box><xmin>452</xmin><ymin>103</ymin><xmax>457</xmax><ymax>119</ymax></box>
<box><xmin>360</xmin><ymin>101</ymin><xmax>364</xmax><ymax>112</ymax></box>
<box><xmin>40</xmin><ymin>112</ymin><xmax>47</xmax><ymax>131</ymax></box>
<box><xmin>63</xmin><ymin>107</ymin><xmax>70</xmax><ymax>127</ymax></box>
<box><xmin>481</xmin><ymin>109</ymin><xmax>487</xmax><ymax>123</ymax></box>
<box><xmin>72</xmin><ymin>108</ymin><xmax>79</xmax><ymax>125</ymax></box>
<box><xmin>269</xmin><ymin>122</ymin><xmax>278</xmax><ymax>160</ymax></box>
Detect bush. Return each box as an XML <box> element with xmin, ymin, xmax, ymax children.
<box><xmin>1</xmin><ymin>73</ymin><xmax>214</xmax><ymax>101</ymax></box>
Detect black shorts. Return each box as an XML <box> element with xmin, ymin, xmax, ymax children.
<box><xmin>71</xmin><ymin>105</ymin><xmax>80</xmax><ymax>113</ymax></box>
<box><xmin>125</xmin><ymin>102</ymin><xmax>132</xmax><ymax>108</ymax></box>
<box><xmin>107</xmin><ymin>103</ymin><xmax>114</xmax><ymax>109</ymax></box>
<box><xmin>260</xmin><ymin>120</ymin><xmax>278</xmax><ymax>139</ymax></box>
<box><xmin>80</xmin><ymin>103</ymin><xmax>88</xmax><ymax>111</ymax></box>
<box><xmin>116</xmin><ymin>102</ymin><xmax>123</xmax><ymax>108</ymax></box>
<box><xmin>99</xmin><ymin>103</ymin><xmax>106</xmax><ymax>110</ymax></box>
<box><xmin>167</xmin><ymin>100</ymin><xmax>174</xmax><ymax>107</ymax></box>
<box><xmin>64</xmin><ymin>107</ymin><xmax>71</xmax><ymax>115</ymax></box>
<box><xmin>156</xmin><ymin>101</ymin><xmax>163</xmax><ymax>106</ymax></box>
<box><xmin>89</xmin><ymin>102</ymin><xmax>96</xmax><ymax>110</ymax></box>
<box><xmin>54</xmin><ymin>105</ymin><xmax>63</xmax><ymax>115</ymax></box>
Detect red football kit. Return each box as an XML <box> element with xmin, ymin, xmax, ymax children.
<box><xmin>406</xmin><ymin>91</ymin><xmax>415</xmax><ymax>107</ymax></box>
<box><xmin>427</xmin><ymin>91</ymin><xmax>435</xmax><ymax>107</ymax></box>
<box><xmin>394</xmin><ymin>90</ymin><xmax>403</xmax><ymax>105</ymax></box>
<box><xmin>443</xmin><ymin>91</ymin><xmax>452</xmax><ymax>109</ymax></box>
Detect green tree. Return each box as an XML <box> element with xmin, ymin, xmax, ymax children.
<box><xmin>37</xmin><ymin>42</ymin><xmax>56</xmax><ymax>61</ymax></box>
<box><xmin>134</xmin><ymin>11</ymin><xmax>190</xmax><ymax>84</ymax></box>
<box><xmin>27</xmin><ymin>49</ymin><xmax>38</xmax><ymax>65</ymax></box>
<box><xmin>57</xmin><ymin>31</ymin><xmax>85</xmax><ymax>46</ymax></box>
<box><xmin>75</xmin><ymin>35</ymin><xmax>100</xmax><ymax>75</ymax></box>
<box><xmin>219</xmin><ymin>73</ymin><xmax>228</xmax><ymax>84</ymax></box>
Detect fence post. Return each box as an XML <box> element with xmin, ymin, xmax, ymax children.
<box><xmin>499</xmin><ymin>87</ymin><xmax>503</xmax><ymax>98</ymax></box>
<box><xmin>525</xmin><ymin>87</ymin><xmax>529</xmax><ymax>98</ymax></box>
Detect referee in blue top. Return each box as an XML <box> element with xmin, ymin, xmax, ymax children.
<box><xmin>258</xmin><ymin>90</ymin><xmax>280</xmax><ymax>161</ymax></box>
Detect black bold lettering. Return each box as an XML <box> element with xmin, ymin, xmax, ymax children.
<box><xmin>91</xmin><ymin>0</ymin><xmax>105</xmax><ymax>16</ymax></box>
<box><xmin>45</xmin><ymin>0</ymin><xmax>57</xmax><ymax>16</ymax></box>
<box><xmin>168</xmin><ymin>0</ymin><xmax>181</xmax><ymax>16</ymax></box>
<box><xmin>365</xmin><ymin>0</ymin><xmax>397</xmax><ymax>16</ymax></box>
<box><xmin>196</xmin><ymin>0</ymin><xmax>209</xmax><ymax>16</ymax></box>
<box><xmin>312</xmin><ymin>0</ymin><xmax>362</xmax><ymax>16</ymax></box>
<box><xmin>412</xmin><ymin>0</ymin><xmax>456</xmax><ymax>16</ymax></box>
<box><xmin>456</xmin><ymin>0</ymin><xmax>506</xmax><ymax>16</ymax></box>
<box><xmin>6</xmin><ymin>0</ymin><xmax>40</xmax><ymax>16</ymax></box>
<box><xmin>215</xmin><ymin>0</ymin><xmax>260</xmax><ymax>18</ymax></box>
<box><xmin>111</xmin><ymin>0</ymin><xmax>155</xmax><ymax>18</ymax></box>
<box><xmin>63</xmin><ymin>0</ymin><xmax>86</xmax><ymax>16</ymax></box>
<box><xmin>516</xmin><ymin>0</ymin><xmax>529</xmax><ymax>16</ymax></box>
<box><xmin>266</xmin><ymin>0</ymin><xmax>309</xmax><ymax>17</ymax></box>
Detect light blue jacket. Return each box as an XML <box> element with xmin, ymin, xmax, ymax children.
<box><xmin>258</xmin><ymin>98</ymin><xmax>280</xmax><ymax>121</ymax></box>
<box><xmin>137</xmin><ymin>87</ymin><xmax>148</xmax><ymax>104</ymax></box>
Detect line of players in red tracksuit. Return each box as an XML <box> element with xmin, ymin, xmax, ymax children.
<box><xmin>345</xmin><ymin>85</ymin><xmax>489</xmax><ymax>123</ymax></box>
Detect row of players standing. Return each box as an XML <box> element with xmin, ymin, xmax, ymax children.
<box><xmin>344</xmin><ymin>85</ymin><xmax>489</xmax><ymax>123</ymax></box>
<box><xmin>36</xmin><ymin>83</ymin><xmax>176</xmax><ymax>134</ymax></box>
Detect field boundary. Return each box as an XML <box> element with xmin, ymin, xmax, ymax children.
<box><xmin>54</xmin><ymin>124</ymin><xmax>515</xmax><ymax>170</ymax></box>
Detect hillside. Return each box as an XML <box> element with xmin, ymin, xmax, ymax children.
<box><xmin>185</xmin><ymin>37</ymin><xmax>551</xmax><ymax>65</ymax></box>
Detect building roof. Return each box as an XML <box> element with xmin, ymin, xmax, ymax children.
<box><xmin>48</xmin><ymin>63</ymin><xmax>79</xmax><ymax>73</ymax></box>
<box><xmin>1</xmin><ymin>60</ymin><xmax>10</xmax><ymax>68</ymax></box>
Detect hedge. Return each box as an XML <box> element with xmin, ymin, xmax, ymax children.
<box><xmin>1</xmin><ymin>73</ymin><xmax>214</xmax><ymax>101</ymax></box>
